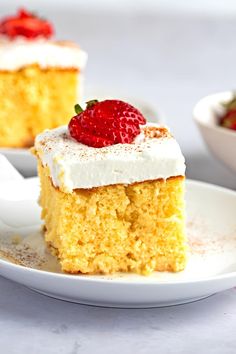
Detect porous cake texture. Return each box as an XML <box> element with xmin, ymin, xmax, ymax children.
<box><xmin>0</xmin><ymin>65</ymin><xmax>80</xmax><ymax>147</ymax></box>
<box><xmin>35</xmin><ymin>124</ymin><xmax>187</xmax><ymax>275</ymax></box>
<box><xmin>39</xmin><ymin>164</ymin><xmax>185</xmax><ymax>274</ymax></box>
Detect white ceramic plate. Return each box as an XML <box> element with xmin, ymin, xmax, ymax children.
<box><xmin>0</xmin><ymin>177</ymin><xmax>236</xmax><ymax>308</ymax></box>
<box><xmin>0</xmin><ymin>95</ymin><xmax>162</xmax><ymax>177</ymax></box>
<box><xmin>0</xmin><ymin>148</ymin><xmax>37</xmax><ymax>177</ymax></box>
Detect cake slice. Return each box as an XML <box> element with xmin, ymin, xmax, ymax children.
<box><xmin>34</xmin><ymin>99</ymin><xmax>186</xmax><ymax>274</ymax></box>
<box><xmin>0</xmin><ymin>8</ymin><xmax>87</xmax><ymax>147</ymax></box>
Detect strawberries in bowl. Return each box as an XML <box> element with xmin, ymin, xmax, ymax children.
<box><xmin>220</xmin><ymin>95</ymin><xmax>236</xmax><ymax>131</ymax></box>
<box><xmin>193</xmin><ymin>91</ymin><xmax>236</xmax><ymax>174</ymax></box>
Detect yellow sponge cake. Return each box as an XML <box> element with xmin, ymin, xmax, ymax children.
<box><xmin>34</xmin><ymin>100</ymin><xmax>187</xmax><ymax>275</ymax></box>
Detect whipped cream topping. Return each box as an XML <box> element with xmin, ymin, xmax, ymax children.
<box><xmin>35</xmin><ymin>124</ymin><xmax>185</xmax><ymax>192</ymax></box>
<box><xmin>0</xmin><ymin>37</ymin><xmax>87</xmax><ymax>70</ymax></box>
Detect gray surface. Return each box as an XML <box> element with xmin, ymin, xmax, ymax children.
<box><xmin>0</xmin><ymin>277</ymin><xmax>235</xmax><ymax>354</ymax></box>
<box><xmin>0</xmin><ymin>7</ymin><xmax>236</xmax><ymax>354</ymax></box>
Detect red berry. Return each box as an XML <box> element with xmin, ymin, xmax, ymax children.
<box><xmin>68</xmin><ymin>100</ymin><xmax>147</xmax><ymax>148</ymax></box>
<box><xmin>0</xmin><ymin>8</ymin><xmax>53</xmax><ymax>39</ymax></box>
<box><xmin>18</xmin><ymin>8</ymin><xmax>32</xmax><ymax>19</ymax></box>
<box><xmin>220</xmin><ymin>109</ymin><xmax>236</xmax><ymax>131</ymax></box>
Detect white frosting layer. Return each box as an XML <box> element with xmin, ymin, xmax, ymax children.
<box><xmin>0</xmin><ymin>37</ymin><xmax>87</xmax><ymax>70</ymax></box>
<box><xmin>35</xmin><ymin>124</ymin><xmax>185</xmax><ymax>192</ymax></box>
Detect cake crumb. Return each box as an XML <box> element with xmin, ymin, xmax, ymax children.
<box><xmin>11</xmin><ymin>234</ymin><xmax>22</xmax><ymax>245</ymax></box>
<box><xmin>143</xmin><ymin>126</ymin><xmax>171</xmax><ymax>139</ymax></box>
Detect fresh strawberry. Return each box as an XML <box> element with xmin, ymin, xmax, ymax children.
<box><xmin>220</xmin><ymin>109</ymin><xmax>236</xmax><ymax>130</ymax></box>
<box><xmin>0</xmin><ymin>8</ymin><xmax>53</xmax><ymax>39</ymax></box>
<box><xmin>68</xmin><ymin>100</ymin><xmax>146</xmax><ymax>148</ymax></box>
<box><xmin>18</xmin><ymin>8</ymin><xmax>32</xmax><ymax>19</ymax></box>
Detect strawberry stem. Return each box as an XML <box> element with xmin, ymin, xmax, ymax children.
<box><xmin>74</xmin><ymin>104</ymin><xmax>83</xmax><ymax>115</ymax></box>
<box><xmin>86</xmin><ymin>99</ymin><xmax>99</xmax><ymax>109</ymax></box>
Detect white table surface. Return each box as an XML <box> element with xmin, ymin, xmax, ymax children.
<box><xmin>0</xmin><ymin>7</ymin><xmax>236</xmax><ymax>353</ymax></box>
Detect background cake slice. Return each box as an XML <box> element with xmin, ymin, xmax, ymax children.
<box><xmin>34</xmin><ymin>99</ymin><xmax>186</xmax><ymax>275</ymax></box>
<box><xmin>0</xmin><ymin>8</ymin><xmax>87</xmax><ymax>147</ymax></box>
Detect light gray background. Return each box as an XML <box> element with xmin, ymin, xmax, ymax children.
<box><xmin>0</xmin><ymin>2</ymin><xmax>236</xmax><ymax>353</ymax></box>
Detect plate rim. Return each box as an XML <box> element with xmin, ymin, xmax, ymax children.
<box><xmin>0</xmin><ymin>147</ymin><xmax>31</xmax><ymax>156</ymax></box>
<box><xmin>0</xmin><ymin>178</ymin><xmax>236</xmax><ymax>286</ymax></box>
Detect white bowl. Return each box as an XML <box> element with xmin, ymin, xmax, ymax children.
<box><xmin>193</xmin><ymin>91</ymin><xmax>236</xmax><ymax>174</ymax></box>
